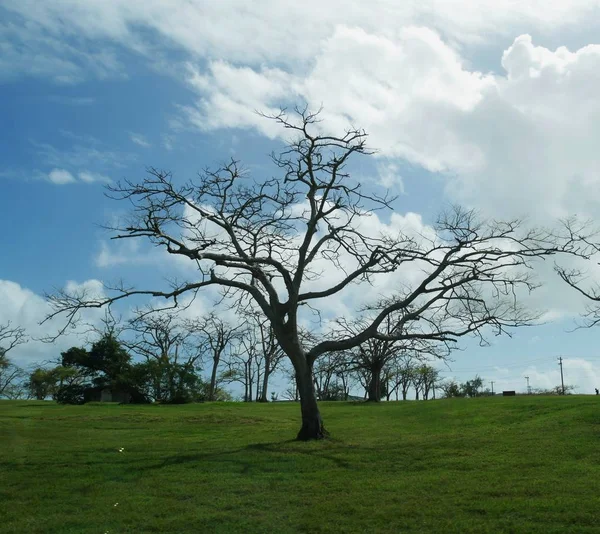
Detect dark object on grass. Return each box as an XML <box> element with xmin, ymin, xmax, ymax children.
<box><xmin>503</xmin><ymin>390</ymin><xmax>516</xmax><ymax>396</ymax></box>
<box><xmin>595</xmin><ymin>388</ymin><xmax>599</xmax><ymax>395</ymax></box>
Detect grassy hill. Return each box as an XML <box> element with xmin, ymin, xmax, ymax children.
<box><xmin>2</xmin><ymin>396</ymin><xmax>600</xmax><ymax>533</ymax></box>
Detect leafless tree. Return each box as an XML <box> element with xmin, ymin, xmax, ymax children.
<box><xmin>336</xmin><ymin>314</ymin><xmax>446</xmax><ymax>401</ymax></box>
<box><xmin>0</xmin><ymin>322</ymin><xmax>28</xmax><ymax>399</ymax></box>
<box><xmin>125</xmin><ymin>311</ymin><xmax>203</xmax><ymax>402</ymax></box>
<box><xmin>45</xmin><ymin>108</ymin><xmax>586</xmax><ymax>439</ymax></box>
<box><xmin>241</xmin><ymin>310</ymin><xmax>285</xmax><ymax>402</ymax></box>
<box><xmin>0</xmin><ymin>322</ymin><xmax>27</xmax><ymax>356</ymax></box>
<box><xmin>189</xmin><ymin>313</ymin><xmax>241</xmax><ymax>401</ymax></box>
<box><xmin>220</xmin><ymin>311</ymin><xmax>285</xmax><ymax>402</ymax></box>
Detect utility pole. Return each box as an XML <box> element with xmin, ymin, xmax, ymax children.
<box><xmin>559</xmin><ymin>357</ymin><xmax>565</xmax><ymax>395</ymax></box>
<box><xmin>490</xmin><ymin>381</ymin><xmax>495</xmax><ymax>395</ymax></box>
<box><xmin>525</xmin><ymin>376</ymin><xmax>530</xmax><ymax>395</ymax></box>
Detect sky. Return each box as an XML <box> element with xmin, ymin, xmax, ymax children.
<box><xmin>3</xmin><ymin>0</ymin><xmax>600</xmax><ymax>396</ymax></box>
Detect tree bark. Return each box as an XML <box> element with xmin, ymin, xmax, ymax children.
<box><xmin>259</xmin><ymin>354</ymin><xmax>270</xmax><ymax>402</ymax></box>
<box><xmin>367</xmin><ymin>365</ymin><xmax>383</xmax><ymax>402</ymax></box>
<box><xmin>208</xmin><ymin>355</ymin><xmax>219</xmax><ymax>401</ymax></box>
<box><xmin>294</xmin><ymin>359</ymin><xmax>328</xmax><ymax>440</ymax></box>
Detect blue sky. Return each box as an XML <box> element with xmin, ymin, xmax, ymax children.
<box><xmin>3</xmin><ymin>1</ymin><xmax>600</xmax><ymax>396</ymax></box>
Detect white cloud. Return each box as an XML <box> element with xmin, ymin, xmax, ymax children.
<box><xmin>3</xmin><ymin>0</ymin><xmax>600</xmax><ymax>74</ymax></box>
<box><xmin>45</xmin><ymin>168</ymin><xmax>110</xmax><ymax>185</ymax></box>
<box><xmin>376</xmin><ymin>161</ymin><xmax>405</xmax><ymax>193</ymax></box>
<box><xmin>95</xmin><ymin>240</ymin><xmax>156</xmax><ymax>268</ymax></box>
<box><xmin>33</xmin><ymin>137</ymin><xmax>137</xmax><ymax>171</ymax></box>
<box><xmin>177</xmin><ymin>29</ymin><xmax>600</xmax><ymax>226</ymax></box>
<box><xmin>48</xmin><ymin>168</ymin><xmax>76</xmax><ymax>184</ymax></box>
<box><xmin>129</xmin><ymin>132</ymin><xmax>151</xmax><ymax>148</ymax></box>
<box><xmin>78</xmin><ymin>171</ymin><xmax>110</xmax><ymax>183</ymax></box>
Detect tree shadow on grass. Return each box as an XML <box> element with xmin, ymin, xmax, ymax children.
<box><xmin>132</xmin><ymin>438</ymin><xmax>352</xmax><ymax>474</ymax></box>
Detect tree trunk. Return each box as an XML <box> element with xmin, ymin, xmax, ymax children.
<box><xmin>208</xmin><ymin>355</ymin><xmax>219</xmax><ymax>401</ymax></box>
<box><xmin>367</xmin><ymin>366</ymin><xmax>382</xmax><ymax>402</ymax></box>
<box><xmin>259</xmin><ymin>355</ymin><xmax>270</xmax><ymax>402</ymax></box>
<box><xmin>295</xmin><ymin>360</ymin><xmax>327</xmax><ymax>440</ymax></box>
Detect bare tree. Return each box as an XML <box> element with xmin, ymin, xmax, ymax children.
<box><xmin>0</xmin><ymin>322</ymin><xmax>28</xmax><ymax>399</ymax></box>
<box><xmin>337</xmin><ymin>314</ymin><xmax>446</xmax><ymax>402</ymax></box>
<box><xmin>45</xmin><ymin>108</ymin><xmax>584</xmax><ymax>439</ymax></box>
<box><xmin>384</xmin><ymin>353</ymin><xmax>418</xmax><ymax>401</ymax></box>
<box><xmin>242</xmin><ymin>310</ymin><xmax>285</xmax><ymax>402</ymax></box>
<box><xmin>125</xmin><ymin>311</ymin><xmax>203</xmax><ymax>402</ymax></box>
<box><xmin>417</xmin><ymin>364</ymin><xmax>440</xmax><ymax>400</ymax></box>
<box><xmin>0</xmin><ymin>322</ymin><xmax>27</xmax><ymax>356</ymax></box>
<box><xmin>189</xmin><ymin>313</ymin><xmax>240</xmax><ymax>401</ymax></box>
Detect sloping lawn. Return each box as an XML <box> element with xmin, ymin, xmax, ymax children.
<box><xmin>1</xmin><ymin>396</ymin><xmax>600</xmax><ymax>533</ymax></box>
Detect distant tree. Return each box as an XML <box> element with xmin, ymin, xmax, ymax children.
<box><xmin>125</xmin><ymin>312</ymin><xmax>204</xmax><ymax>403</ymax></box>
<box><xmin>440</xmin><ymin>379</ymin><xmax>463</xmax><ymax>398</ymax></box>
<box><xmin>246</xmin><ymin>311</ymin><xmax>286</xmax><ymax>402</ymax></box>
<box><xmin>57</xmin><ymin>333</ymin><xmax>149</xmax><ymax>404</ymax></box>
<box><xmin>417</xmin><ymin>365</ymin><xmax>440</xmax><ymax>400</ymax></box>
<box><xmin>45</xmin><ymin>109</ymin><xmax>587</xmax><ymax>439</ymax></box>
<box><xmin>28</xmin><ymin>368</ymin><xmax>59</xmax><ymax>400</ymax></box>
<box><xmin>0</xmin><ymin>322</ymin><xmax>28</xmax><ymax>399</ymax></box>
<box><xmin>190</xmin><ymin>313</ymin><xmax>241</xmax><ymax>402</ymax></box>
<box><xmin>335</xmin><ymin>313</ymin><xmax>447</xmax><ymax>402</ymax></box>
<box><xmin>461</xmin><ymin>375</ymin><xmax>484</xmax><ymax>398</ymax></box>
<box><xmin>531</xmin><ymin>384</ymin><xmax>577</xmax><ymax>395</ymax></box>
<box><xmin>392</xmin><ymin>354</ymin><xmax>417</xmax><ymax>401</ymax></box>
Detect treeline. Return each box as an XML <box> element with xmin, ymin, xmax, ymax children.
<box><xmin>3</xmin><ymin>319</ymin><xmax>568</xmax><ymax>404</ymax></box>
<box><xmin>1</xmin><ymin>315</ymin><xmax>455</xmax><ymax>404</ymax></box>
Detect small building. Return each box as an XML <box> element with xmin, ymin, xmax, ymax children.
<box><xmin>502</xmin><ymin>390</ymin><xmax>516</xmax><ymax>396</ymax></box>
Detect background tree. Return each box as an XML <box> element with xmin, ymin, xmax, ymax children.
<box><xmin>244</xmin><ymin>310</ymin><xmax>286</xmax><ymax>402</ymax></box>
<box><xmin>46</xmin><ymin>109</ymin><xmax>585</xmax><ymax>440</ymax></box>
<box><xmin>0</xmin><ymin>322</ymin><xmax>27</xmax><ymax>399</ymax></box>
<box><xmin>219</xmin><ymin>310</ymin><xmax>284</xmax><ymax>402</ymax></box>
<box><xmin>440</xmin><ymin>379</ymin><xmax>463</xmax><ymax>398</ymax></box>
<box><xmin>417</xmin><ymin>364</ymin><xmax>440</xmax><ymax>400</ymax></box>
<box><xmin>57</xmin><ymin>333</ymin><xmax>149</xmax><ymax>404</ymax></box>
<box><xmin>190</xmin><ymin>313</ymin><xmax>239</xmax><ymax>402</ymax></box>
<box><xmin>125</xmin><ymin>312</ymin><xmax>205</xmax><ymax>403</ymax></box>
<box><xmin>461</xmin><ymin>375</ymin><xmax>484</xmax><ymax>398</ymax></box>
<box><xmin>339</xmin><ymin>314</ymin><xmax>446</xmax><ymax>402</ymax></box>
<box><xmin>28</xmin><ymin>368</ymin><xmax>59</xmax><ymax>400</ymax></box>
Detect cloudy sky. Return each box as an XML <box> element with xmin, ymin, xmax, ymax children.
<box><xmin>3</xmin><ymin>0</ymin><xmax>600</xmax><ymax>395</ymax></box>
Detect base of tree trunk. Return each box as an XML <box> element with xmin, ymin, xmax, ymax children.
<box><xmin>296</xmin><ymin>416</ymin><xmax>329</xmax><ymax>441</ymax></box>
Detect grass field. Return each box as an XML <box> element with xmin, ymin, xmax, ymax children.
<box><xmin>2</xmin><ymin>396</ymin><xmax>600</xmax><ymax>533</ymax></box>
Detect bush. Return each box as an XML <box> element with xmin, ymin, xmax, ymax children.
<box><xmin>55</xmin><ymin>384</ymin><xmax>87</xmax><ymax>405</ymax></box>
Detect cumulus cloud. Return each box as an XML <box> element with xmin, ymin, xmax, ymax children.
<box><xmin>0</xmin><ymin>279</ymin><xmax>107</xmax><ymax>367</ymax></box>
<box><xmin>3</xmin><ymin>0</ymin><xmax>600</xmax><ymax>73</ymax></box>
<box><xmin>48</xmin><ymin>168</ymin><xmax>76</xmax><ymax>185</ymax></box>
<box><xmin>177</xmin><ymin>29</ymin><xmax>600</xmax><ymax>226</ymax></box>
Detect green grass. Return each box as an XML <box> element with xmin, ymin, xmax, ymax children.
<box><xmin>2</xmin><ymin>397</ymin><xmax>600</xmax><ymax>533</ymax></box>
